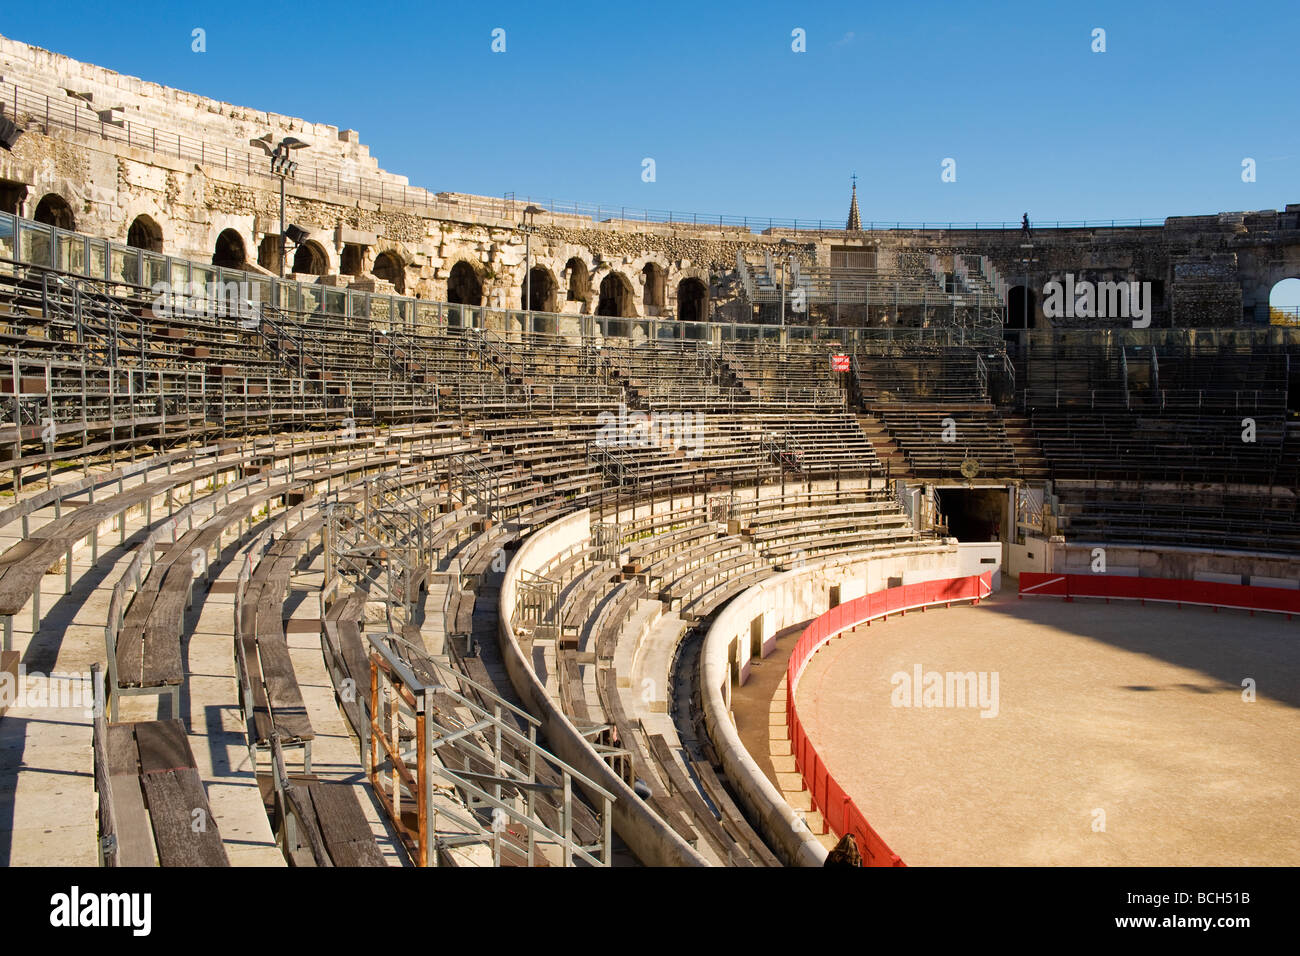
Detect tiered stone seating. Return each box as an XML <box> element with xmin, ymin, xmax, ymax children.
<box><xmin>503</xmin><ymin>482</ymin><xmax>938</xmax><ymax>866</ymax></box>
<box><xmin>873</xmin><ymin>405</ymin><xmax>1018</xmax><ymax>477</ymax></box>
<box><xmin>1025</xmin><ymin>339</ymin><xmax>1296</xmax><ymax>552</ymax></box>
<box><xmin>1052</xmin><ymin>480</ymin><xmax>1300</xmax><ymax>552</ymax></box>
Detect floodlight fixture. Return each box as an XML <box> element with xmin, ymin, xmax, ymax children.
<box><xmin>0</xmin><ymin>107</ymin><xmax>24</xmax><ymax>151</ymax></box>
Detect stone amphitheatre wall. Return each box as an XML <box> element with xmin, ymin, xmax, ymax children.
<box><xmin>1</xmin><ymin>33</ymin><xmax>1298</xmax><ymax>328</ymax></box>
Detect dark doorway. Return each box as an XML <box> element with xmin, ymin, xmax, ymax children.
<box><xmin>292</xmin><ymin>240</ymin><xmax>328</xmax><ymax>276</ymax></box>
<box><xmin>642</xmin><ymin>263</ymin><xmax>665</xmax><ymax>312</ymax></box>
<box><xmin>936</xmin><ymin>487</ymin><xmax>1005</xmax><ymax>542</ymax></box>
<box><xmin>372</xmin><ymin>251</ymin><xmax>405</xmax><ymax>293</ymax></box>
<box><xmin>257</xmin><ymin>234</ymin><xmax>281</xmax><ymax>273</ymax></box>
<box><xmin>566</xmin><ymin>257</ymin><xmax>591</xmax><ymax>304</ymax></box>
<box><xmin>340</xmin><ymin>243</ymin><xmax>365</xmax><ymax>276</ymax></box>
<box><xmin>677</xmin><ymin>277</ymin><xmax>709</xmax><ymax>323</ymax></box>
<box><xmin>1007</xmin><ymin>286</ymin><xmax>1036</xmax><ymax>330</ymax></box>
<box><xmin>0</xmin><ymin>180</ymin><xmax>28</xmax><ymax>216</ymax></box>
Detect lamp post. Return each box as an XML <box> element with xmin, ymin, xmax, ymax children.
<box><xmin>1019</xmin><ymin>213</ymin><xmax>1036</xmax><ymax>332</ymax></box>
<box><xmin>778</xmin><ymin>238</ymin><xmax>792</xmax><ymax>328</ymax></box>
<box><xmin>1019</xmin><ymin>243</ymin><xmax>1038</xmax><ymax>330</ymax></box>
<box><xmin>521</xmin><ymin>205</ymin><xmax>545</xmax><ymax>317</ymax></box>
<box><xmin>251</xmin><ymin>135</ymin><xmax>310</xmax><ymax>278</ymax></box>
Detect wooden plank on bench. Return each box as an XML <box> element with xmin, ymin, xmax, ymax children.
<box><xmin>647</xmin><ymin>732</ymin><xmax>752</xmax><ymax>866</ymax></box>
<box><xmin>134</xmin><ymin>718</ymin><xmax>194</xmax><ymax>774</ymax></box>
<box><xmin>105</xmin><ymin>724</ymin><xmax>157</xmax><ymax>867</ymax></box>
<box><xmin>692</xmin><ymin>758</ymin><xmax>782</xmax><ymax>867</ymax></box>
<box><xmin>256</xmin><ymin>629</ymin><xmax>315</xmax><ymax>744</ymax></box>
<box><xmin>285</xmin><ymin>783</ymin><xmax>332</xmax><ymax>867</ymax></box>
<box><xmin>307</xmin><ymin>782</ymin><xmax>386</xmax><ymax>867</ymax></box>
<box><xmin>133</xmin><ymin>719</ymin><xmax>229</xmax><ymax>866</ymax></box>
<box><xmin>140</xmin><ymin>576</ymin><xmax>186</xmax><ymax>687</ymax></box>
<box><xmin>140</xmin><ymin>768</ymin><xmax>231</xmax><ymax>866</ymax></box>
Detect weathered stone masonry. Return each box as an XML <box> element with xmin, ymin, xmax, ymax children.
<box><xmin>2</xmin><ymin>33</ymin><xmax>1298</xmax><ymax>329</ymax></box>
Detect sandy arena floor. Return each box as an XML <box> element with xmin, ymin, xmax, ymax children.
<box><xmin>792</xmin><ymin>592</ymin><xmax>1300</xmax><ymax>865</ymax></box>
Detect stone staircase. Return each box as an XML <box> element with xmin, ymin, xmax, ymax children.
<box><xmin>1000</xmin><ymin>412</ymin><xmax>1050</xmax><ymax>479</ymax></box>
<box><xmin>856</xmin><ymin>412</ymin><xmax>911</xmax><ymax>476</ymax></box>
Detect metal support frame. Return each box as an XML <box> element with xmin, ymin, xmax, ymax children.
<box><xmin>366</xmin><ymin>633</ymin><xmax>614</xmax><ymax>867</ymax></box>
<box><xmin>452</xmin><ymin>451</ymin><xmax>501</xmax><ymax>520</ymax></box>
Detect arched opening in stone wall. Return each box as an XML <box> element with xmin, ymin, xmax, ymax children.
<box><xmin>34</xmin><ymin>193</ymin><xmax>76</xmax><ymax>230</ymax></box>
<box><xmin>0</xmin><ymin>180</ymin><xmax>27</xmax><ymax>216</ymax></box>
<box><xmin>596</xmin><ymin>272</ymin><xmax>635</xmax><ymax>317</ymax></box>
<box><xmin>642</xmin><ymin>263</ymin><xmax>665</xmax><ymax>310</ymax></box>
<box><xmin>676</xmin><ymin>277</ymin><xmax>709</xmax><ymax>323</ymax></box>
<box><xmin>448</xmin><ymin>260</ymin><xmax>483</xmax><ymax>305</ymax></box>
<box><xmin>372</xmin><ymin>251</ymin><xmax>406</xmax><ymax>293</ymax></box>
<box><xmin>213</xmin><ymin>229</ymin><xmax>247</xmax><ymax>269</ymax></box>
<box><xmin>292</xmin><ymin>240</ymin><xmax>329</xmax><ymax>276</ymax></box>
<box><xmin>257</xmin><ymin>235</ymin><xmax>282</xmax><ymax>273</ymax></box>
<box><xmin>566</xmin><ymin>257</ymin><xmax>591</xmax><ymax>303</ymax></box>
<box><xmin>341</xmin><ymin>243</ymin><xmax>365</xmax><ymax>277</ymax></box>
<box><xmin>521</xmin><ymin>266</ymin><xmax>557</xmax><ymax>312</ymax></box>
<box><xmin>1268</xmin><ymin>277</ymin><xmax>1300</xmax><ymax>323</ymax></box>
<box><xmin>126</xmin><ymin>214</ymin><xmax>163</xmax><ymax>252</ymax></box>
<box><xmin>1007</xmin><ymin>286</ymin><xmax>1036</xmax><ymax>329</ymax></box>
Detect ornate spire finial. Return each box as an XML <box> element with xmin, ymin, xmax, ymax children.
<box><xmin>846</xmin><ymin>174</ymin><xmax>861</xmax><ymax>231</ymax></box>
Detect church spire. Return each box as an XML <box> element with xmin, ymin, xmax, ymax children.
<box><xmin>846</xmin><ymin>174</ymin><xmax>861</xmax><ymax>231</ymax></box>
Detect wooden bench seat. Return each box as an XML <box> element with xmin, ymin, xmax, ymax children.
<box><xmin>597</xmin><ymin>668</ymin><xmax>699</xmax><ymax>849</ymax></box>
<box><xmin>237</xmin><ymin>523</ymin><xmax>325</xmax><ymax>772</ymax></box>
<box><xmin>646</xmin><ymin>732</ymin><xmax>757</xmax><ymax>867</ymax></box>
<box><xmin>594</xmin><ymin>580</ymin><xmax>648</xmax><ymax>661</ymax></box>
<box><xmin>681</xmin><ymin>566</ymin><xmax>771</xmax><ymax>622</ymax></box>
<box><xmin>690</xmin><ymin>755</ymin><xmax>782</xmax><ymax>867</ymax></box>
<box><xmin>92</xmin><ymin>678</ymin><xmax>230</xmax><ymax>868</ymax></box>
<box><xmin>0</xmin><ymin>454</ymin><xmax>249</xmax><ymax>631</ymax></box>
<box><xmin>273</xmin><ymin>762</ymin><xmax>386</xmax><ymax>867</ymax></box>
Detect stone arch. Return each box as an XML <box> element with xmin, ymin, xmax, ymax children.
<box><xmin>447</xmin><ymin>260</ymin><xmax>484</xmax><ymax>305</ymax></box>
<box><xmin>1268</xmin><ymin>277</ymin><xmax>1300</xmax><ymax>322</ymax></box>
<box><xmin>372</xmin><ymin>250</ymin><xmax>406</xmax><ymax>293</ymax></box>
<box><xmin>292</xmin><ymin>240</ymin><xmax>329</xmax><ymax>276</ymax></box>
<box><xmin>126</xmin><ymin>214</ymin><xmax>163</xmax><ymax>252</ymax></box>
<box><xmin>596</xmin><ymin>271</ymin><xmax>636</xmax><ymax>317</ymax></box>
<box><xmin>0</xmin><ymin>181</ymin><xmax>27</xmax><ymax>216</ymax></box>
<box><xmin>642</xmin><ymin>262</ymin><xmax>666</xmax><ymax>310</ymax></box>
<box><xmin>565</xmin><ymin>257</ymin><xmax>591</xmax><ymax>303</ymax></box>
<box><xmin>521</xmin><ymin>264</ymin><xmax>558</xmax><ymax>312</ymax></box>
<box><xmin>34</xmin><ymin>193</ymin><xmax>76</xmax><ymax>230</ymax></box>
<box><xmin>213</xmin><ymin>228</ymin><xmax>248</xmax><ymax>269</ymax></box>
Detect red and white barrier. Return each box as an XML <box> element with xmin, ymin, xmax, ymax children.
<box><xmin>785</xmin><ymin>572</ymin><xmax>993</xmax><ymax>867</ymax></box>
<box><xmin>1019</xmin><ymin>572</ymin><xmax>1300</xmax><ymax>618</ymax></box>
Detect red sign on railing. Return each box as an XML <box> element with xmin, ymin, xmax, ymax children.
<box><xmin>830</xmin><ymin>354</ymin><xmax>850</xmax><ymax>372</ymax></box>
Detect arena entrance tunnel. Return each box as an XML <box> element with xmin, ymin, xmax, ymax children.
<box><xmin>937</xmin><ymin>485</ymin><xmax>1007</xmax><ymax>542</ymax></box>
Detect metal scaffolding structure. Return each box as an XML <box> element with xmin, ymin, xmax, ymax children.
<box><xmin>367</xmin><ymin>633</ymin><xmax>615</xmax><ymax>867</ymax></box>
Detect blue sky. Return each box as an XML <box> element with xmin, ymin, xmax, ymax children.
<box><xmin>3</xmin><ymin>1</ymin><xmax>1298</xmax><ymax>288</ymax></box>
